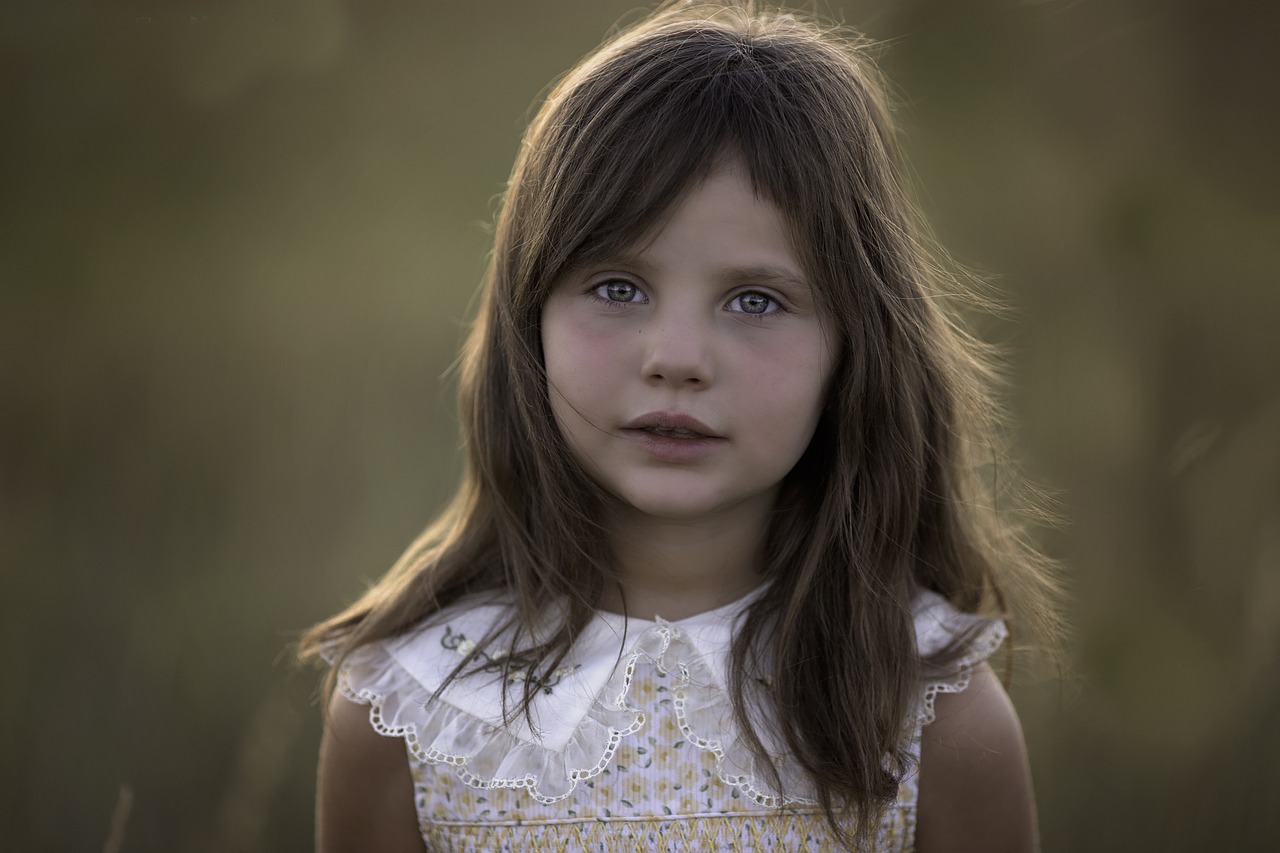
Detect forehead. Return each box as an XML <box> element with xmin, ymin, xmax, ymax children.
<box><xmin>618</xmin><ymin>160</ymin><xmax>804</xmax><ymax>271</ymax></box>
<box><xmin>566</xmin><ymin>152</ymin><xmax>805</xmax><ymax>268</ymax></box>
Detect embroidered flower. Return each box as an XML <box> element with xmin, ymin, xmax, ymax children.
<box><xmin>439</xmin><ymin>625</ymin><xmax>580</xmax><ymax>695</ymax></box>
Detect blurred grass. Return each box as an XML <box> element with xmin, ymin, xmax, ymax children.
<box><xmin>2</xmin><ymin>0</ymin><xmax>1278</xmax><ymax>849</ymax></box>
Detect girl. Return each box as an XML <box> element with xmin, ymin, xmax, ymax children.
<box><xmin>299</xmin><ymin>2</ymin><xmax>1060</xmax><ymax>850</ymax></box>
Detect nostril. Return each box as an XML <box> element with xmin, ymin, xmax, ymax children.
<box><xmin>641</xmin><ymin>331</ymin><xmax>712</xmax><ymax>387</ymax></box>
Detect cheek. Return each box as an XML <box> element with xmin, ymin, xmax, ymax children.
<box><xmin>753</xmin><ymin>337</ymin><xmax>833</xmax><ymax>401</ymax></box>
<box><xmin>542</xmin><ymin>311</ymin><xmax>621</xmax><ymax>422</ymax></box>
<box><xmin>753</xmin><ymin>345</ymin><xmax>834</xmax><ymax>448</ymax></box>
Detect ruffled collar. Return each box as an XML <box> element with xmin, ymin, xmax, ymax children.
<box><xmin>334</xmin><ymin>585</ymin><xmax>1005</xmax><ymax>807</ymax></box>
<box><xmin>381</xmin><ymin>584</ymin><xmax>766</xmax><ymax>750</ymax></box>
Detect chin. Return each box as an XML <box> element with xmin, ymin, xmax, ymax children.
<box><xmin>633</xmin><ymin>503</ymin><xmax>723</xmax><ymax>522</ymax></box>
<box><xmin>610</xmin><ymin>488</ymin><xmax>766</xmax><ymax>525</ymax></box>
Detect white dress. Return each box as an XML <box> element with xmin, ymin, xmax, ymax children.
<box><xmin>332</xmin><ymin>588</ymin><xmax>1006</xmax><ymax>852</ymax></box>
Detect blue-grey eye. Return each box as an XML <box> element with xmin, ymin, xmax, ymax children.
<box><xmin>600</xmin><ymin>280</ymin><xmax>640</xmax><ymax>302</ymax></box>
<box><xmin>733</xmin><ymin>292</ymin><xmax>774</xmax><ymax>314</ymax></box>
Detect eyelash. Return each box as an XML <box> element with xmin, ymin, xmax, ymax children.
<box><xmin>590</xmin><ymin>279</ymin><xmax>645</xmax><ymax>308</ymax></box>
<box><xmin>587</xmin><ymin>279</ymin><xmax>784</xmax><ymax>316</ymax></box>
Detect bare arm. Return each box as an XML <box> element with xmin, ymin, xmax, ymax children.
<box><xmin>916</xmin><ymin>663</ymin><xmax>1039</xmax><ymax>853</ymax></box>
<box><xmin>316</xmin><ymin>693</ymin><xmax>424</xmax><ymax>853</ymax></box>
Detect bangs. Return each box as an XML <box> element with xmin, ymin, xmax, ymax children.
<box><xmin>524</xmin><ymin>23</ymin><xmax>848</xmax><ymax>296</ymax></box>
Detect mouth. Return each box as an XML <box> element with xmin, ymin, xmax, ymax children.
<box><xmin>638</xmin><ymin>425</ymin><xmax>710</xmax><ymax>439</ymax></box>
<box><xmin>623</xmin><ymin>412</ymin><xmax>721</xmax><ymax>440</ymax></box>
<box><xmin>620</xmin><ymin>412</ymin><xmax>724</xmax><ymax>463</ymax></box>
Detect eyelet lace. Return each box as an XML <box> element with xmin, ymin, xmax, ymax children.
<box><xmin>330</xmin><ymin>590</ymin><xmax>1005</xmax><ymax>806</ymax></box>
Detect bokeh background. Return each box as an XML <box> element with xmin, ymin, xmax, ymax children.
<box><xmin>3</xmin><ymin>0</ymin><xmax>1278</xmax><ymax>849</ymax></box>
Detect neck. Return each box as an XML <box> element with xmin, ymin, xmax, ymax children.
<box><xmin>597</xmin><ymin>497</ymin><xmax>772</xmax><ymax>621</ymax></box>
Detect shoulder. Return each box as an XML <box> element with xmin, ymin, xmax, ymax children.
<box><xmin>916</xmin><ymin>663</ymin><xmax>1038</xmax><ymax>853</ymax></box>
<box><xmin>316</xmin><ymin>691</ymin><xmax>424</xmax><ymax>853</ymax></box>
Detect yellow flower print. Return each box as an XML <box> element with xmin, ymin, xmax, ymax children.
<box><xmin>631</xmin><ymin>673</ymin><xmax>658</xmax><ymax>705</ymax></box>
<box><xmin>658</xmin><ymin>713</ymin><xmax>682</xmax><ymax>741</ymax></box>
<box><xmin>622</xmin><ymin>773</ymin><xmax>647</xmax><ymax>802</ymax></box>
<box><xmin>453</xmin><ymin>787</ymin><xmax>479</xmax><ymax>814</ymax></box>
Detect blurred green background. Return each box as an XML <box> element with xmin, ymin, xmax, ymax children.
<box><xmin>3</xmin><ymin>0</ymin><xmax>1278</xmax><ymax>849</ymax></box>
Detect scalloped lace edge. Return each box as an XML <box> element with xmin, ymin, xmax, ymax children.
<box><xmin>334</xmin><ymin>616</ymin><xmax>1005</xmax><ymax>808</ymax></box>
<box><xmin>916</xmin><ymin>620</ymin><xmax>1009</xmax><ymax>727</ymax></box>
<box><xmin>335</xmin><ymin>646</ymin><xmax>644</xmax><ymax>806</ymax></box>
<box><xmin>603</xmin><ymin>619</ymin><xmax>816</xmax><ymax>809</ymax></box>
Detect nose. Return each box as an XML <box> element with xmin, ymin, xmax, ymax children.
<box><xmin>639</xmin><ymin>313</ymin><xmax>713</xmax><ymax>389</ymax></box>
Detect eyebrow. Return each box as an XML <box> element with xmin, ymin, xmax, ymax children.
<box><xmin>719</xmin><ymin>264</ymin><xmax>810</xmax><ymax>290</ymax></box>
<box><xmin>602</xmin><ymin>253</ymin><xmax>810</xmax><ymax>290</ymax></box>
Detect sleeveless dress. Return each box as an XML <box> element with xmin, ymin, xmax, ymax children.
<box><xmin>331</xmin><ymin>588</ymin><xmax>1006</xmax><ymax>852</ymax></box>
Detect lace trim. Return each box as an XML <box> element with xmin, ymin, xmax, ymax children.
<box><xmin>916</xmin><ymin>619</ymin><xmax>1009</xmax><ymax>727</ymax></box>
<box><xmin>335</xmin><ymin>641</ymin><xmax>645</xmax><ymax>805</ymax></box>
<box><xmin>333</xmin><ymin>611</ymin><xmax>1006</xmax><ymax>809</ymax></box>
<box><xmin>333</xmin><ymin>620</ymin><xmax>811</xmax><ymax>808</ymax></box>
<box><xmin>599</xmin><ymin>619</ymin><xmax>816</xmax><ymax>809</ymax></box>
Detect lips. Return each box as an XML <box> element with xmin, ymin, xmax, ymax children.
<box><xmin>641</xmin><ymin>425</ymin><xmax>708</xmax><ymax>439</ymax></box>
<box><xmin>620</xmin><ymin>412</ymin><xmax>725</xmax><ymax>463</ymax></box>
<box><xmin>622</xmin><ymin>412</ymin><xmax>721</xmax><ymax>438</ymax></box>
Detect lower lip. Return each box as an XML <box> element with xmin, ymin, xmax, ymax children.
<box><xmin>621</xmin><ymin>428</ymin><xmax>726</xmax><ymax>463</ymax></box>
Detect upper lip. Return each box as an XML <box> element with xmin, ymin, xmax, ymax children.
<box><xmin>623</xmin><ymin>411</ymin><xmax>722</xmax><ymax>438</ymax></box>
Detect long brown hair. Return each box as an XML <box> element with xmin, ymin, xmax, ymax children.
<box><xmin>299</xmin><ymin>2</ymin><xmax>1061</xmax><ymax>845</ymax></box>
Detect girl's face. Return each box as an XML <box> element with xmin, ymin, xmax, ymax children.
<box><xmin>541</xmin><ymin>159</ymin><xmax>837</xmax><ymax>526</ymax></box>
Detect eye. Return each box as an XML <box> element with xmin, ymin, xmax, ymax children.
<box><xmin>728</xmin><ymin>291</ymin><xmax>778</xmax><ymax>315</ymax></box>
<box><xmin>592</xmin><ymin>278</ymin><xmax>646</xmax><ymax>304</ymax></box>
